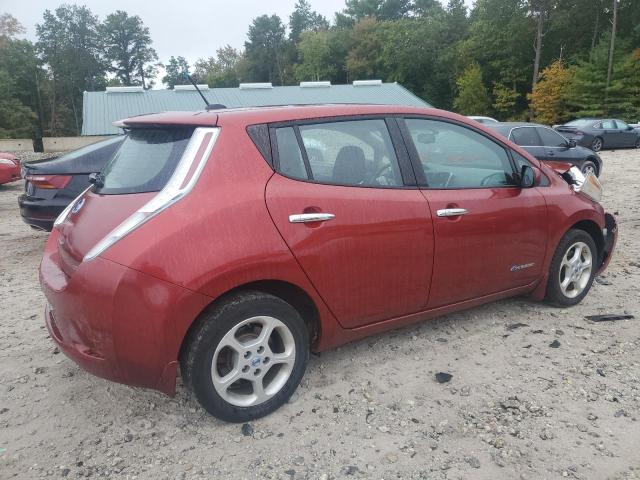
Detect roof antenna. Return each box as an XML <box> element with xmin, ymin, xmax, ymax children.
<box><xmin>182</xmin><ymin>72</ymin><xmax>226</xmax><ymax>111</ymax></box>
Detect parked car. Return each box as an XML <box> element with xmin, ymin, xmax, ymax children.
<box><xmin>467</xmin><ymin>115</ymin><xmax>499</xmax><ymax>124</ymax></box>
<box><xmin>554</xmin><ymin>118</ymin><xmax>640</xmax><ymax>151</ymax></box>
<box><xmin>486</xmin><ymin>122</ymin><xmax>603</xmax><ymax>177</ymax></box>
<box><xmin>18</xmin><ymin>136</ymin><xmax>125</xmax><ymax>231</ymax></box>
<box><xmin>0</xmin><ymin>152</ymin><xmax>21</xmax><ymax>185</ymax></box>
<box><xmin>41</xmin><ymin>105</ymin><xmax>617</xmax><ymax>422</ymax></box>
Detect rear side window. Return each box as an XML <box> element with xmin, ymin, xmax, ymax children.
<box><xmin>97</xmin><ymin>128</ymin><xmax>194</xmax><ymax>195</ymax></box>
<box><xmin>537</xmin><ymin>127</ymin><xmax>567</xmax><ymax>147</ymax></box>
<box><xmin>274</xmin><ymin>127</ymin><xmax>307</xmax><ymax>180</ymax></box>
<box><xmin>510</xmin><ymin>127</ymin><xmax>540</xmax><ymax>146</ymax></box>
<box><xmin>279</xmin><ymin>119</ymin><xmax>403</xmax><ymax>187</ymax></box>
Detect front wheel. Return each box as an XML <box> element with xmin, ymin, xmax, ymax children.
<box><xmin>545</xmin><ymin>229</ymin><xmax>597</xmax><ymax>307</ymax></box>
<box><xmin>181</xmin><ymin>291</ymin><xmax>309</xmax><ymax>422</ymax></box>
<box><xmin>635</xmin><ymin>137</ymin><xmax>640</xmax><ymax>149</ymax></box>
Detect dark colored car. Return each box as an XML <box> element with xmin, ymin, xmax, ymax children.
<box><xmin>41</xmin><ymin>105</ymin><xmax>617</xmax><ymax>422</ymax></box>
<box><xmin>486</xmin><ymin>122</ymin><xmax>603</xmax><ymax>177</ymax></box>
<box><xmin>19</xmin><ymin>136</ymin><xmax>125</xmax><ymax>230</ymax></box>
<box><xmin>554</xmin><ymin>118</ymin><xmax>640</xmax><ymax>152</ymax></box>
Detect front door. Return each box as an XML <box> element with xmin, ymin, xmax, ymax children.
<box><xmin>614</xmin><ymin>120</ymin><xmax>637</xmax><ymax>147</ymax></box>
<box><xmin>265</xmin><ymin>118</ymin><xmax>434</xmax><ymax>328</ymax></box>
<box><xmin>400</xmin><ymin>117</ymin><xmax>548</xmax><ymax>308</ymax></box>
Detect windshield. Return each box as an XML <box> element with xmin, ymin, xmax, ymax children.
<box><xmin>96</xmin><ymin>127</ymin><xmax>194</xmax><ymax>195</ymax></box>
<box><xmin>565</xmin><ymin>119</ymin><xmax>594</xmax><ymax>127</ymax></box>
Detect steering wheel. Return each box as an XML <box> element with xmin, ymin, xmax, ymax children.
<box><xmin>367</xmin><ymin>163</ymin><xmax>395</xmax><ymax>185</ymax></box>
<box><xmin>480</xmin><ymin>172</ymin><xmax>507</xmax><ymax>187</ymax></box>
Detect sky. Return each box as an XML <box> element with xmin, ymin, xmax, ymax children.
<box><xmin>2</xmin><ymin>0</ymin><xmax>473</xmax><ymax>87</ymax></box>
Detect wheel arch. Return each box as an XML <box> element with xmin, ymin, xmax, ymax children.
<box><xmin>178</xmin><ymin>279</ymin><xmax>322</xmax><ymax>364</ymax></box>
<box><xmin>570</xmin><ymin>219</ymin><xmax>604</xmax><ymax>262</ymax></box>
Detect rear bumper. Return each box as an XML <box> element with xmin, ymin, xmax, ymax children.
<box><xmin>18</xmin><ymin>194</ymin><xmax>66</xmax><ymax>231</ymax></box>
<box><xmin>598</xmin><ymin>213</ymin><xmax>618</xmax><ymax>273</ymax></box>
<box><xmin>40</xmin><ymin>230</ymin><xmax>211</xmax><ymax>395</ymax></box>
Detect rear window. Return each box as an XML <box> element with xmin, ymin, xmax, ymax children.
<box><xmin>96</xmin><ymin>127</ymin><xmax>194</xmax><ymax>195</ymax></box>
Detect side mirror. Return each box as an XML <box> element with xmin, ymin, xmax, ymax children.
<box><xmin>520</xmin><ymin>165</ymin><xmax>535</xmax><ymax>188</ymax></box>
<box><xmin>628</xmin><ymin>126</ymin><xmax>634</xmax><ymax>131</ymax></box>
<box><xmin>568</xmin><ymin>139</ymin><xmax>577</xmax><ymax>148</ymax></box>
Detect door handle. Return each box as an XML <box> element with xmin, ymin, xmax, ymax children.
<box><xmin>436</xmin><ymin>208</ymin><xmax>468</xmax><ymax>217</ymax></box>
<box><xmin>289</xmin><ymin>213</ymin><xmax>335</xmax><ymax>223</ymax></box>
<box><xmin>547</xmin><ymin>151</ymin><xmax>555</xmax><ymax>156</ymax></box>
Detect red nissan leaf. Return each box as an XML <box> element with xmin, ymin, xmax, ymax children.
<box><xmin>40</xmin><ymin>105</ymin><xmax>617</xmax><ymax>422</ymax></box>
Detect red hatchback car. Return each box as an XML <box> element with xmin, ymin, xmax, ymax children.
<box><xmin>41</xmin><ymin>105</ymin><xmax>617</xmax><ymax>422</ymax></box>
<box><xmin>0</xmin><ymin>152</ymin><xmax>21</xmax><ymax>185</ymax></box>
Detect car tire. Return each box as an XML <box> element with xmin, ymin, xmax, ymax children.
<box><xmin>545</xmin><ymin>229</ymin><xmax>598</xmax><ymax>307</ymax></box>
<box><xmin>591</xmin><ymin>137</ymin><xmax>603</xmax><ymax>152</ymax></box>
<box><xmin>581</xmin><ymin>160</ymin><xmax>598</xmax><ymax>177</ymax></box>
<box><xmin>635</xmin><ymin>137</ymin><xmax>640</xmax><ymax>149</ymax></box>
<box><xmin>180</xmin><ymin>291</ymin><xmax>309</xmax><ymax>422</ymax></box>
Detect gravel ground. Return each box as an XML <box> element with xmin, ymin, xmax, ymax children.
<box><xmin>1</xmin><ymin>150</ymin><xmax>639</xmax><ymax>480</ymax></box>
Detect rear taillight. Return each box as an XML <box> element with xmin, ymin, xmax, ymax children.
<box><xmin>26</xmin><ymin>174</ymin><xmax>72</xmax><ymax>189</ymax></box>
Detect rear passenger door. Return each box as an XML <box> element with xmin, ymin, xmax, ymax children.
<box><xmin>265</xmin><ymin>117</ymin><xmax>434</xmax><ymax>328</ymax></box>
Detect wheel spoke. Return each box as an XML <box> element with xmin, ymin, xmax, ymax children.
<box><xmin>251</xmin><ymin>377</ymin><xmax>269</xmax><ymax>404</ymax></box>
<box><xmin>215</xmin><ymin>367</ymin><xmax>241</xmax><ymax>388</ymax></box>
<box><xmin>271</xmin><ymin>350</ymin><xmax>295</xmax><ymax>366</ymax></box>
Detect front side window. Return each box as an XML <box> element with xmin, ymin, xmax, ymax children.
<box><xmin>274</xmin><ymin>119</ymin><xmax>403</xmax><ymax>187</ymax></box>
<box><xmin>615</xmin><ymin>120</ymin><xmax>629</xmax><ymax>130</ymax></box>
<box><xmin>601</xmin><ymin>120</ymin><xmax>616</xmax><ymax>129</ymax></box>
<box><xmin>510</xmin><ymin>127</ymin><xmax>540</xmax><ymax>146</ymax></box>
<box><xmin>97</xmin><ymin>127</ymin><xmax>194</xmax><ymax>195</ymax></box>
<box><xmin>405</xmin><ymin>118</ymin><xmax>516</xmax><ymax>189</ymax></box>
<box><xmin>537</xmin><ymin>127</ymin><xmax>567</xmax><ymax>147</ymax></box>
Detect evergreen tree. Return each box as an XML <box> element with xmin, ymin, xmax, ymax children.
<box><xmin>162</xmin><ymin>56</ymin><xmax>190</xmax><ymax>89</ymax></box>
<box><xmin>453</xmin><ymin>63</ymin><xmax>490</xmax><ymax>115</ymax></box>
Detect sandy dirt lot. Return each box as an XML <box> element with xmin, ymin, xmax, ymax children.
<box><xmin>1</xmin><ymin>150</ymin><xmax>639</xmax><ymax>480</ymax></box>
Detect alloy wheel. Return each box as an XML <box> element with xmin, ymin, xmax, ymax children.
<box><xmin>591</xmin><ymin>138</ymin><xmax>602</xmax><ymax>151</ymax></box>
<box><xmin>582</xmin><ymin>163</ymin><xmax>597</xmax><ymax>176</ymax></box>
<box><xmin>558</xmin><ymin>241</ymin><xmax>593</xmax><ymax>299</ymax></box>
<box><xmin>211</xmin><ymin>316</ymin><xmax>296</xmax><ymax>407</ymax></box>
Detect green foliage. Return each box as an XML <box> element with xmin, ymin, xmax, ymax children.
<box><xmin>493</xmin><ymin>82</ymin><xmax>519</xmax><ymax>119</ymax></box>
<box><xmin>162</xmin><ymin>56</ymin><xmax>190</xmax><ymax>89</ymax></box>
<box><xmin>453</xmin><ymin>63</ymin><xmax>490</xmax><ymax>115</ymax></box>
<box><xmin>193</xmin><ymin>46</ymin><xmax>243</xmax><ymax>87</ymax></box>
<box><xmin>0</xmin><ymin>68</ymin><xmax>36</xmax><ymax>138</ymax></box>
<box><xmin>295</xmin><ymin>31</ymin><xmax>335</xmax><ymax>81</ymax></box>
<box><xmin>289</xmin><ymin>0</ymin><xmax>328</xmax><ymax>43</ymax></box>
<box><xmin>244</xmin><ymin>15</ymin><xmax>289</xmax><ymax>84</ymax></box>
<box><xmin>99</xmin><ymin>11</ymin><xmax>158</xmax><ymax>89</ymax></box>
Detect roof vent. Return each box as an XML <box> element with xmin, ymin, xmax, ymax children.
<box><xmin>106</xmin><ymin>86</ymin><xmax>144</xmax><ymax>93</ymax></box>
<box><xmin>174</xmin><ymin>84</ymin><xmax>210</xmax><ymax>91</ymax></box>
<box><xmin>239</xmin><ymin>82</ymin><xmax>273</xmax><ymax>89</ymax></box>
<box><xmin>300</xmin><ymin>81</ymin><xmax>331</xmax><ymax>88</ymax></box>
<box><xmin>353</xmin><ymin>80</ymin><xmax>383</xmax><ymax>87</ymax></box>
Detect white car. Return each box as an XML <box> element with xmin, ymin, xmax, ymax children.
<box><xmin>467</xmin><ymin>115</ymin><xmax>499</xmax><ymax>124</ymax></box>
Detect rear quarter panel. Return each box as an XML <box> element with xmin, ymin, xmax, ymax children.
<box><xmin>101</xmin><ymin>116</ymin><xmax>341</xmax><ymax>354</ymax></box>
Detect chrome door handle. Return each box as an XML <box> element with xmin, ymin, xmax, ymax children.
<box><xmin>436</xmin><ymin>208</ymin><xmax>468</xmax><ymax>217</ymax></box>
<box><xmin>289</xmin><ymin>213</ymin><xmax>335</xmax><ymax>223</ymax></box>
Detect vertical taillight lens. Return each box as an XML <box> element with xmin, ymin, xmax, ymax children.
<box><xmin>83</xmin><ymin>127</ymin><xmax>220</xmax><ymax>262</ymax></box>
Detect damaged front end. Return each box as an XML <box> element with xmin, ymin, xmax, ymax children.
<box><xmin>560</xmin><ymin>166</ymin><xmax>603</xmax><ymax>203</ymax></box>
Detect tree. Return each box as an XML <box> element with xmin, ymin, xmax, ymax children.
<box><xmin>162</xmin><ymin>56</ymin><xmax>190</xmax><ymax>88</ymax></box>
<box><xmin>606</xmin><ymin>0</ymin><xmax>618</xmax><ymax>92</ymax></box>
<box><xmin>493</xmin><ymin>82</ymin><xmax>520</xmax><ymax>119</ymax></box>
<box><xmin>528</xmin><ymin>60</ymin><xmax>574</xmax><ymax>124</ymax></box>
<box><xmin>343</xmin><ymin>0</ymin><xmax>412</xmax><ymax>21</ymax></box>
<box><xmin>289</xmin><ymin>0</ymin><xmax>328</xmax><ymax>43</ymax></box>
<box><xmin>36</xmin><ymin>5</ymin><xmax>106</xmax><ymax>135</ymax></box>
<box><xmin>453</xmin><ymin>63</ymin><xmax>490</xmax><ymax>115</ymax></box>
<box><xmin>346</xmin><ymin>18</ymin><xmax>386</xmax><ymax>80</ymax></box>
<box><xmin>244</xmin><ymin>15</ymin><xmax>289</xmax><ymax>84</ymax></box>
<box><xmin>100</xmin><ymin>11</ymin><xmax>159</xmax><ymax>89</ymax></box>
<box><xmin>193</xmin><ymin>46</ymin><xmax>242</xmax><ymax>87</ymax></box>
<box><xmin>0</xmin><ymin>13</ymin><xmax>25</xmax><ymax>47</ymax></box>
<box><xmin>295</xmin><ymin>30</ymin><xmax>335</xmax><ymax>81</ymax></box>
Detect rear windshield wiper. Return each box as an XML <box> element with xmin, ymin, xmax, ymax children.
<box><xmin>88</xmin><ymin>172</ymin><xmax>104</xmax><ymax>188</ymax></box>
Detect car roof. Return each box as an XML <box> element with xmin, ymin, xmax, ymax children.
<box><xmin>120</xmin><ymin>104</ymin><xmax>460</xmax><ymax>128</ymax></box>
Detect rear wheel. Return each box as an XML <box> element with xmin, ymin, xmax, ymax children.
<box><xmin>591</xmin><ymin>137</ymin><xmax>603</xmax><ymax>152</ymax></box>
<box><xmin>635</xmin><ymin>137</ymin><xmax>640</xmax><ymax>149</ymax></box>
<box><xmin>181</xmin><ymin>291</ymin><xmax>309</xmax><ymax>422</ymax></box>
<box><xmin>581</xmin><ymin>160</ymin><xmax>598</xmax><ymax>177</ymax></box>
<box><xmin>545</xmin><ymin>229</ymin><xmax>597</xmax><ymax>307</ymax></box>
